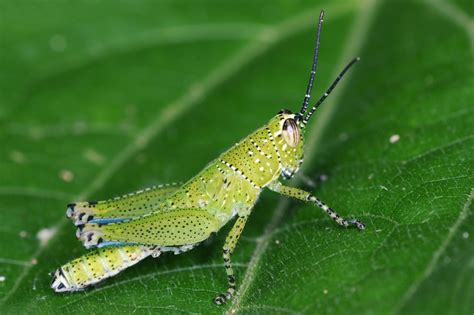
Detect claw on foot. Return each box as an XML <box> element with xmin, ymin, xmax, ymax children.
<box><xmin>76</xmin><ymin>224</ymin><xmax>104</xmax><ymax>249</ymax></box>
<box><xmin>349</xmin><ymin>219</ymin><xmax>365</xmax><ymax>231</ymax></box>
<box><xmin>66</xmin><ymin>202</ymin><xmax>97</xmax><ymax>226</ymax></box>
<box><xmin>214</xmin><ymin>294</ymin><xmax>227</xmax><ymax>305</ymax></box>
<box><xmin>213</xmin><ymin>292</ymin><xmax>232</xmax><ymax>305</ymax></box>
<box><xmin>66</xmin><ymin>203</ymin><xmax>75</xmax><ymax>218</ymax></box>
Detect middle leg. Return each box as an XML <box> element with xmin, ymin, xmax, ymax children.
<box><xmin>214</xmin><ymin>215</ymin><xmax>249</xmax><ymax>305</ymax></box>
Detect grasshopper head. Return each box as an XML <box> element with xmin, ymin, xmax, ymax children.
<box><xmin>267</xmin><ymin>10</ymin><xmax>360</xmax><ymax>179</ymax></box>
<box><xmin>267</xmin><ymin>109</ymin><xmax>305</xmax><ymax>179</ymax></box>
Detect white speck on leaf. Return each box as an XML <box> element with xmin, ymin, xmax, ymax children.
<box><xmin>320</xmin><ymin>174</ymin><xmax>328</xmax><ymax>182</ymax></box>
<box><xmin>9</xmin><ymin>150</ymin><xmax>26</xmax><ymax>164</ymax></box>
<box><xmin>36</xmin><ymin>227</ymin><xmax>57</xmax><ymax>246</ymax></box>
<box><xmin>339</xmin><ymin>132</ymin><xmax>348</xmax><ymax>141</ymax></box>
<box><xmin>83</xmin><ymin>148</ymin><xmax>106</xmax><ymax>165</ymax></box>
<box><xmin>462</xmin><ymin>232</ymin><xmax>469</xmax><ymax>239</ymax></box>
<box><xmin>49</xmin><ymin>34</ymin><xmax>67</xmax><ymax>52</ymax></box>
<box><xmin>19</xmin><ymin>230</ymin><xmax>28</xmax><ymax>238</ymax></box>
<box><xmin>323</xmin><ymin>289</ymin><xmax>328</xmax><ymax>294</ymax></box>
<box><xmin>275</xmin><ymin>240</ymin><xmax>280</xmax><ymax>245</ymax></box>
<box><xmin>73</xmin><ymin>121</ymin><xmax>87</xmax><ymax>134</ymax></box>
<box><xmin>380</xmin><ymin>185</ymin><xmax>389</xmax><ymax>191</ymax></box>
<box><xmin>31</xmin><ymin>259</ymin><xmax>38</xmax><ymax>265</ymax></box>
<box><xmin>389</xmin><ymin>134</ymin><xmax>400</xmax><ymax>143</ymax></box>
<box><xmin>29</xmin><ymin>127</ymin><xmax>44</xmax><ymax>139</ymax></box>
<box><xmin>0</xmin><ymin>276</ymin><xmax>5</xmax><ymax>282</ymax></box>
<box><xmin>59</xmin><ymin>169</ymin><xmax>74</xmax><ymax>182</ymax></box>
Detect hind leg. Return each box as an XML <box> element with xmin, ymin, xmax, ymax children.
<box><xmin>67</xmin><ymin>183</ymin><xmax>180</xmax><ymax>226</ymax></box>
<box><xmin>77</xmin><ymin>209</ymin><xmax>220</xmax><ymax>249</ymax></box>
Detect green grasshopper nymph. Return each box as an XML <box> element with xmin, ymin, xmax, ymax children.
<box><xmin>51</xmin><ymin>10</ymin><xmax>365</xmax><ymax>305</ymax></box>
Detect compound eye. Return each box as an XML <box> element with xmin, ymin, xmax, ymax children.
<box><xmin>282</xmin><ymin>118</ymin><xmax>300</xmax><ymax>147</ymax></box>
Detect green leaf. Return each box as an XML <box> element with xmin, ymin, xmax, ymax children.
<box><xmin>1</xmin><ymin>0</ymin><xmax>473</xmax><ymax>314</ymax></box>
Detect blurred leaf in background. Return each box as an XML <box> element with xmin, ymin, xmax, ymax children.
<box><xmin>0</xmin><ymin>0</ymin><xmax>473</xmax><ymax>314</ymax></box>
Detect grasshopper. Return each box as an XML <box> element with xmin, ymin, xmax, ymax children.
<box><xmin>51</xmin><ymin>10</ymin><xmax>365</xmax><ymax>305</ymax></box>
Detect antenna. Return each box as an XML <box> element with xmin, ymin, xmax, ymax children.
<box><xmin>298</xmin><ymin>10</ymin><xmax>324</xmax><ymax>118</ymax></box>
<box><xmin>302</xmin><ymin>57</ymin><xmax>360</xmax><ymax>126</ymax></box>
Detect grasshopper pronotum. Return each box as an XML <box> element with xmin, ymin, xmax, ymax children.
<box><xmin>51</xmin><ymin>10</ymin><xmax>365</xmax><ymax>305</ymax></box>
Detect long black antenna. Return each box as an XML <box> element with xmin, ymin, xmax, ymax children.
<box><xmin>298</xmin><ymin>10</ymin><xmax>325</xmax><ymax>118</ymax></box>
<box><xmin>302</xmin><ymin>57</ymin><xmax>360</xmax><ymax>126</ymax></box>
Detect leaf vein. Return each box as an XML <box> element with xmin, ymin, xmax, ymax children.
<box><xmin>394</xmin><ymin>187</ymin><xmax>474</xmax><ymax>313</ymax></box>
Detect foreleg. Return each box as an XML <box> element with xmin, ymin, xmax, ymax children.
<box><xmin>268</xmin><ymin>181</ymin><xmax>365</xmax><ymax>230</ymax></box>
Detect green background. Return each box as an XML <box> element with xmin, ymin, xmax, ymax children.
<box><xmin>1</xmin><ymin>0</ymin><xmax>473</xmax><ymax>314</ymax></box>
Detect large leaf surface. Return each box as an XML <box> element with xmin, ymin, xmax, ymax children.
<box><xmin>1</xmin><ymin>0</ymin><xmax>473</xmax><ymax>314</ymax></box>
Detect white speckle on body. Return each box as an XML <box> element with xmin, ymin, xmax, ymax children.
<box><xmin>19</xmin><ymin>230</ymin><xmax>28</xmax><ymax>238</ymax></box>
<box><xmin>320</xmin><ymin>174</ymin><xmax>328</xmax><ymax>182</ymax></box>
<box><xmin>380</xmin><ymin>185</ymin><xmax>389</xmax><ymax>191</ymax></box>
<box><xmin>275</xmin><ymin>240</ymin><xmax>280</xmax><ymax>245</ymax></box>
<box><xmin>0</xmin><ymin>276</ymin><xmax>5</xmax><ymax>282</ymax></box>
<box><xmin>323</xmin><ymin>289</ymin><xmax>328</xmax><ymax>294</ymax></box>
<box><xmin>368</xmin><ymin>173</ymin><xmax>374</xmax><ymax>180</ymax></box>
<box><xmin>59</xmin><ymin>169</ymin><xmax>74</xmax><ymax>182</ymax></box>
<box><xmin>36</xmin><ymin>227</ymin><xmax>58</xmax><ymax>247</ymax></box>
<box><xmin>389</xmin><ymin>134</ymin><xmax>400</xmax><ymax>143</ymax></box>
<box><xmin>463</xmin><ymin>232</ymin><xmax>469</xmax><ymax>239</ymax></box>
<box><xmin>31</xmin><ymin>259</ymin><xmax>38</xmax><ymax>265</ymax></box>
